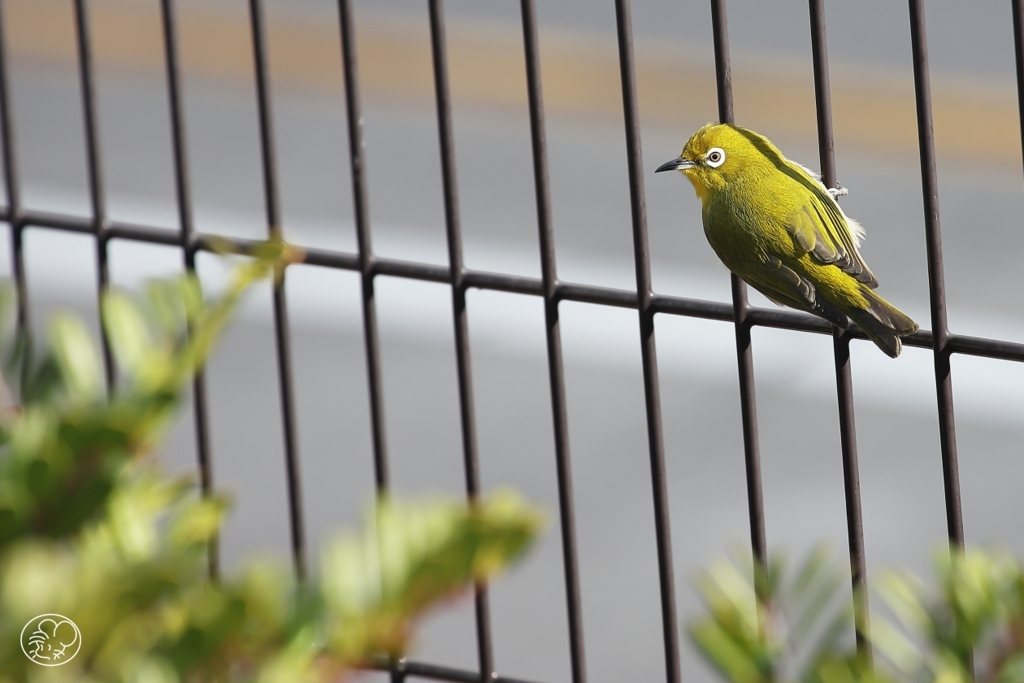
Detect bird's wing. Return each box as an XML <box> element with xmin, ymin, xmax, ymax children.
<box><xmin>784</xmin><ymin>165</ymin><xmax>879</xmax><ymax>288</ymax></box>
<box><xmin>746</xmin><ymin>254</ymin><xmax>848</xmax><ymax>329</ymax></box>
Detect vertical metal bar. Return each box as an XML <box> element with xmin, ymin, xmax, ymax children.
<box><xmin>1012</xmin><ymin>0</ymin><xmax>1024</xmax><ymax>184</ymax></box>
<box><xmin>613</xmin><ymin>3</ymin><xmax>681</xmax><ymax>683</ymax></box>
<box><xmin>907</xmin><ymin>0</ymin><xmax>963</xmax><ymax>547</ymax></box>
<box><xmin>159</xmin><ymin>0</ymin><xmax>218</xmax><ymax>578</ymax></box>
<box><xmin>520</xmin><ymin>2</ymin><xmax>587</xmax><ymax>683</ymax></box>
<box><xmin>0</xmin><ymin>0</ymin><xmax>26</xmax><ymax>338</ymax></box>
<box><xmin>246</xmin><ymin>0</ymin><xmax>307</xmax><ymax>579</ymax></box>
<box><xmin>807</xmin><ymin>0</ymin><xmax>871</xmax><ymax>661</ymax></box>
<box><xmin>710</xmin><ymin>0</ymin><xmax>734</xmax><ymax>127</ymax></box>
<box><xmin>71</xmin><ymin>0</ymin><xmax>114</xmax><ymax>389</ymax></box>
<box><xmin>709</xmin><ymin>0</ymin><xmax>767</xmax><ymax>566</ymax></box>
<box><xmin>426</xmin><ymin>0</ymin><xmax>494</xmax><ymax>678</ymax></box>
<box><xmin>337</xmin><ymin>0</ymin><xmax>390</xmax><ymax>493</ymax></box>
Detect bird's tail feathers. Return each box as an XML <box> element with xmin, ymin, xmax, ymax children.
<box><xmin>846</xmin><ymin>287</ymin><xmax>919</xmax><ymax>358</ymax></box>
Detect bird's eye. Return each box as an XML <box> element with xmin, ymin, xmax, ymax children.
<box><xmin>705</xmin><ymin>147</ymin><xmax>725</xmax><ymax>168</ymax></box>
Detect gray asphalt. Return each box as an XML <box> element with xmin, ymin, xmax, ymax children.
<box><xmin>7</xmin><ymin>4</ymin><xmax>1024</xmax><ymax>682</ymax></box>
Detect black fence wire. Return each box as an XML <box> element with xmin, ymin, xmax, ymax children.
<box><xmin>2</xmin><ymin>2</ymin><xmax>1024</xmax><ymax>683</ymax></box>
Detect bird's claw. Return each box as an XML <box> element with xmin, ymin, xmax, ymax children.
<box><xmin>827</xmin><ymin>185</ymin><xmax>848</xmax><ymax>200</ymax></box>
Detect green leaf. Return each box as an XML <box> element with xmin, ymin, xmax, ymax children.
<box><xmin>168</xmin><ymin>494</ymin><xmax>228</xmax><ymax>548</ymax></box>
<box><xmin>877</xmin><ymin>570</ymin><xmax>930</xmax><ymax>633</ymax></box>
<box><xmin>691</xmin><ymin>620</ymin><xmax>765</xmax><ymax>683</ymax></box>
<box><xmin>321</xmin><ymin>490</ymin><xmax>542</xmax><ymax>662</ymax></box>
<box><xmin>49</xmin><ymin>313</ymin><xmax>104</xmax><ymax>404</ymax></box>
<box><xmin>996</xmin><ymin>651</ymin><xmax>1024</xmax><ymax>683</ymax></box>
<box><xmin>145</xmin><ymin>277</ymin><xmax>191</xmax><ymax>337</ymax></box>
<box><xmin>102</xmin><ymin>290</ymin><xmax>153</xmax><ymax>379</ymax></box>
<box><xmin>787</xmin><ymin>563</ymin><xmax>846</xmax><ymax>645</ymax></box>
<box><xmin>868</xmin><ymin>616</ymin><xmax>922</xmax><ymax>675</ymax></box>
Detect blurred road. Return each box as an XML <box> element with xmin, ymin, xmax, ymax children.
<box><xmin>4</xmin><ymin>2</ymin><xmax>1024</xmax><ymax>683</ymax></box>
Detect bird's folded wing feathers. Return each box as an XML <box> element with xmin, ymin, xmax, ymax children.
<box><xmin>750</xmin><ymin>254</ymin><xmax>848</xmax><ymax>329</ymax></box>
<box><xmin>784</xmin><ymin>166</ymin><xmax>879</xmax><ymax>288</ymax></box>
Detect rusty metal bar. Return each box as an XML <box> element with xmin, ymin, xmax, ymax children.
<box><xmin>807</xmin><ymin>0</ymin><xmax>871</xmax><ymax>660</ymax></box>
<box><xmin>907</xmin><ymin>0</ymin><xmax>964</xmax><ymax>547</ymax></box>
<box><xmin>614</xmin><ymin>2</ymin><xmax>681</xmax><ymax>683</ymax></box>
<box><xmin>710</xmin><ymin>0</ymin><xmax>767</xmax><ymax>568</ymax></box>
<box><xmin>158</xmin><ymin>0</ymin><xmax>219</xmax><ymax>579</ymax></box>
<box><xmin>246</xmin><ymin>0</ymin><xmax>307</xmax><ymax>579</ymax></box>
<box><xmin>521</xmin><ymin>1</ymin><xmax>587</xmax><ymax>682</ymax></box>
<box><xmin>426</xmin><ymin>0</ymin><xmax>495</xmax><ymax>677</ymax></box>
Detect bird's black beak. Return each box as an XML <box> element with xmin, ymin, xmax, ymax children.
<box><xmin>655</xmin><ymin>157</ymin><xmax>695</xmax><ymax>173</ymax></box>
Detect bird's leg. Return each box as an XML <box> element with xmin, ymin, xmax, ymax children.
<box><xmin>827</xmin><ymin>184</ymin><xmax>848</xmax><ymax>200</ymax></box>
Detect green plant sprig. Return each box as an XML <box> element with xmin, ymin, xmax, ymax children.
<box><xmin>0</xmin><ymin>241</ymin><xmax>543</xmax><ymax>682</ymax></box>
<box><xmin>692</xmin><ymin>547</ymin><xmax>1024</xmax><ymax>683</ymax></box>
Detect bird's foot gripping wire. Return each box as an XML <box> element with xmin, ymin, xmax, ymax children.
<box><xmin>827</xmin><ymin>185</ymin><xmax>848</xmax><ymax>200</ymax></box>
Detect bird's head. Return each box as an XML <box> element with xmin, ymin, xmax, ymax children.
<box><xmin>656</xmin><ymin>123</ymin><xmax>770</xmax><ymax>202</ymax></box>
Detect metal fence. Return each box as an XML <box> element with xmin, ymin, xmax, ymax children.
<box><xmin>2</xmin><ymin>1</ymin><xmax>1024</xmax><ymax>683</ymax></box>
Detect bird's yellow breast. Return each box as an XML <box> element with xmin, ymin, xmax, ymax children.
<box><xmin>701</xmin><ymin>174</ymin><xmax>802</xmax><ymax>262</ymax></box>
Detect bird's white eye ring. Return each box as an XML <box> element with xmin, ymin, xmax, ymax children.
<box><xmin>705</xmin><ymin>147</ymin><xmax>726</xmax><ymax>168</ymax></box>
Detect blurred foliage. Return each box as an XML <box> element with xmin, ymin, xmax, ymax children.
<box><xmin>691</xmin><ymin>547</ymin><xmax>1024</xmax><ymax>683</ymax></box>
<box><xmin>0</xmin><ymin>240</ymin><xmax>543</xmax><ymax>682</ymax></box>
<box><xmin>875</xmin><ymin>549</ymin><xmax>1024</xmax><ymax>683</ymax></box>
<box><xmin>690</xmin><ymin>546</ymin><xmax>872</xmax><ymax>683</ymax></box>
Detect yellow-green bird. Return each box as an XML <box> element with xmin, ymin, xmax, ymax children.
<box><xmin>657</xmin><ymin>123</ymin><xmax>918</xmax><ymax>358</ymax></box>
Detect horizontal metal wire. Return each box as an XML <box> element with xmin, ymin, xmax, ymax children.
<box><xmin>371</xmin><ymin>658</ymin><xmax>544</xmax><ymax>683</ymax></box>
<box><xmin>7</xmin><ymin>206</ymin><xmax>1023</xmax><ymax>364</ymax></box>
